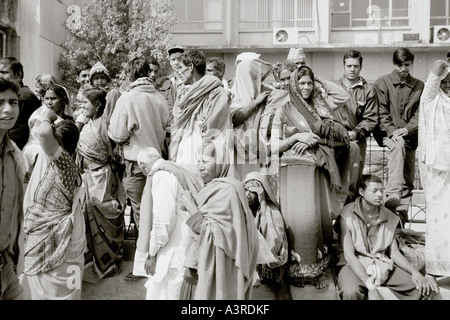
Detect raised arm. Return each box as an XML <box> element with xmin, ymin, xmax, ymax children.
<box><xmin>37</xmin><ymin>108</ymin><xmax>60</xmax><ymax>156</ymax></box>
<box><xmin>422</xmin><ymin>59</ymin><xmax>449</xmax><ymax>104</ymax></box>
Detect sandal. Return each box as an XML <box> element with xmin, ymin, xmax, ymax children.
<box><xmin>124</xmin><ymin>272</ymin><xmax>147</xmax><ymax>281</ymax></box>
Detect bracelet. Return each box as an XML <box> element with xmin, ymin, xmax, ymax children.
<box><xmin>287</xmin><ymin>136</ymin><xmax>293</xmax><ymax>146</ymax></box>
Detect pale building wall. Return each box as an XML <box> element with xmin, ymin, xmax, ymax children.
<box><xmin>16</xmin><ymin>0</ymin><xmax>82</xmax><ymax>92</ymax></box>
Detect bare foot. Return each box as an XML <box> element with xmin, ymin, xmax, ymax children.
<box><xmin>315</xmin><ymin>273</ymin><xmax>329</xmax><ymax>289</ymax></box>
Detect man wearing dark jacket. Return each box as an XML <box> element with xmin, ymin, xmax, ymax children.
<box><xmin>334</xmin><ymin>50</ymin><xmax>378</xmax><ymax>200</ymax></box>
<box><xmin>372</xmin><ymin>48</ymin><xmax>423</xmax><ymax>208</ymax></box>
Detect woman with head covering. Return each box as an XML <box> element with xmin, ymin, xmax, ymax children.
<box><xmin>230</xmin><ymin>54</ymin><xmax>272</xmax><ymax>179</ymax></box>
<box><xmin>75</xmin><ymin>87</ymin><xmax>127</xmax><ymax>283</ymax></box>
<box><xmin>179</xmin><ymin>140</ymin><xmax>259</xmax><ymax>300</ymax></box>
<box><xmin>243</xmin><ymin>171</ymin><xmax>291</xmax><ymax>300</ymax></box>
<box><xmin>270</xmin><ymin>65</ymin><xmax>351</xmax><ymax>289</ymax></box>
<box><xmin>21</xmin><ymin>107</ymin><xmax>84</xmax><ymax>299</ymax></box>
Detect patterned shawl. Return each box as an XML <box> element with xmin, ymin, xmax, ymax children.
<box><xmin>77</xmin><ymin>118</ymin><xmax>111</xmax><ymax>166</ymax></box>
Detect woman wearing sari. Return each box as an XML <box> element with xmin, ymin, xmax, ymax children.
<box><xmin>418</xmin><ymin>59</ymin><xmax>450</xmax><ymax>280</ymax></box>
<box><xmin>22</xmin><ymin>108</ymin><xmax>84</xmax><ymax>300</ymax></box>
<box><xmin>22</xmin><ymin>85</ymin><xmax>73</xmax><ymax>208</ymax></box>
<box><xmin>270</xmin><ymin>65</ymin><xmax>351</xmax><ymax>289</ymax></box>
<box><xmin>75</xmin><ymin>88</ymin><xmax>126</xmax><ymax>282</ymax></box>
<box><xmin>243</xmin><ymin>171</ymin><xmax>291</xmax><ymax>300</ymax></box>
<box><xmin>179</xmin><ymin>141</ymin><xmax>260</xmax><ymax>300</ymax></box>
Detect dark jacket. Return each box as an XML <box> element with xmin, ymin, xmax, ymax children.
<box><xmin>372</xmin><ymin>71</ymin><xmax>424</xmax><ymax>150</ymax></box>
<box><xmin>334</xmin><ymin>76</ymin><xmax>379</xmax><ymax>142</ymax></box>
<box><xmin>9</xmin><ymin>85</ymin><xmax>41</xmax><ymax>150</ymax></box>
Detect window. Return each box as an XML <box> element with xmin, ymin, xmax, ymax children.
<box><xmin>173</xmin><ymin>0</ymin><xmax>223</xmax><ymax>31</ymax></box>
<box><xmin>238</xmin><ymin>0</ymin><xmax>315</xmax><ymax>31</ymax></box>
<box><xmin>331</xmin><ymin>0</ymin><xmax>409</xmax><ymax>29</ymax></box>
<box><xmin>0</xmin><ymin>30</ymin><xmax>5</xmax><ymax>57</ymax></box>
<box><xmin>431</xmin><ymin>0</ymin><xmax>450</xmax><ymax>26</ymax></box>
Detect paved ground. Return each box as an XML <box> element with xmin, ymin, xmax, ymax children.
<box><xmin>81</xmin><ymin>239</ymin><xmax>339</xmax><ymax>300</ymax></box>
<box><xmin>81</xmin><ymin>199</ymin><xmax>450</xmax><ymax>301</ymax></box>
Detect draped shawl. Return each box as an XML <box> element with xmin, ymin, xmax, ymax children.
<box><xmin>230</xmin><ymin>59</ymin><xmax>265</xmax><ymax>162</ymax></box>
<box><xmin>136</xmin><ymin>161</ymin><xmax>203</xmax><ymax>255</ymax></box>
<box><xmin>77</xmin><ymin>118</ymin><xmax>125</xmax><ymax>219</ymax></box>
<box><xmin>170</xmin><ymin>75</ymin><xmax>232</xmax><ymax>162</ymax></box>
<box><xmin>284</xmin><ymin>68</ymin><xmax>349</xmax><ymax>192</ymax></box>
<box><xmin>243</xmin><ymin>171</ymin><xmax>288</xmax><ymax>270</ymax></box>
<box><xmin>194</xmin><ymin>177</ymin><xmax>259</xmax><ymax>299</ymax></box>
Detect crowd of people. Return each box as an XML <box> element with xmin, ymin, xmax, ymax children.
<box><xmin>0</xmin><ymin>44</ymin><xmax>448</xmax><ymax>300</ymax></box>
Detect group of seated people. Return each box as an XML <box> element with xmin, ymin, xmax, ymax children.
<box><xmin>0</xmin><ymin>44</ymin><xmax>447</xmax><ymax>301</ymax></box>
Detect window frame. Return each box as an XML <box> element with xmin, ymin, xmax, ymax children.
<box><xmin>331</xmin><ymin>0</ymin><xmax>410</xmax><ymax>30</ymax></box>
<box><xmin>172</xmin><ymin>0</ymin><xmax>224</xmax><ymax>33</ymax></box>
<box><xmin>238</xmin><ymin>0</ymin><xmax>315</xmax><ymax>32</ymax></box>
<box><xmin>430</xmin><ymin>0</ymin><xmax>450</xmax><ymax>27</ymax></box>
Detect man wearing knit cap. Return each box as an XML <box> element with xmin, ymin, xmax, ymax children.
<box><xmin>287</xmin><ymin>48</ymin><xmax>306</xmax><ymax>67</ymax></box>
<box><xmin>160</xmin><ymin>45</ymin><xmax>185</xmax><ymax>126</ymax></box>
<box><xmin>90</xmin><ymin>61</ymin><xmax>111</xmax><ymax>91</ymax></box>
<box><xmin>159</xmin><ymin>45</ymin><xmax>185</xmax><ymax>161</ymax></box>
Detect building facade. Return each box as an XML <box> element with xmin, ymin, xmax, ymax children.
<box><xmin>172</xmin><ymin>0</ymin><xmax>450</xmax><ymax>83</ymax></box>
<box><xmin>1</xmin><ymin>0</ymin><xmax>82</xmax><ymax>90</ymax></box>
<box><xmin>2</xmin><ymin>0</ymin><xmax>450</xmax><ymax>94</ymax></box>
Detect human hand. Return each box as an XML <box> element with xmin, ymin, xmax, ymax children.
<box><xmin>41</xmin><ymin>107</ymin><xmax>58</xmax><ymax>123</ymax></box>
<box><xmin>254</xmin><ymin>91</ymin><xmax>270</xmax><ymax>106</ymax></box>
<box><xmin>425</xmin><ymin>274</ymin><xmax>440</xmax><ymax>294</ymax></box>
<box><xmin>180</xmin><ymin>190</ymin><xmax>198</xmax><ymax>214</ymax></box>
<box><xmin>392</xmin><ymin>128</ymin><xmax>409</xmax><ymax>138</ymax></box>
<box><xmin>76</xmin><ymin>113</ymin><xmax>91</xmax><ymax>125</ymax></box>
<box><xmin>411</xmin><ymin>270</ymin><xmax>434</xmax><ymax>297</ymax></box>
<box><xmin>348</xmin><ymin>131</ymin><xmax>358</xmax><ymax>141</ymax></box>
<box><xmin>432</xmin><ymin>59</ymin><xmax>449</xmax><ymax>77</ymax></box>
<box><xmin>144</xmin><ymin>255</ymin><xmax>157</xmax><ymax>276</ymax></box>
<box><xmin>292</xmin><ymin>142</ymin><xmax>309</xmax><ymax>155</ymax></box>
<box><xmin>293</xmin><ymin>132</ymin><xmax>320</xmax><ymax>147</ymax></box>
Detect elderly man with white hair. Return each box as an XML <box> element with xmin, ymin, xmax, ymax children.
<box><xmin>132</xmin><ymin>147</ymin><xmax>202</xmax><ymax>300</ymax></box>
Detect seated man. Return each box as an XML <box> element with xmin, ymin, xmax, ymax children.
<box><xmin>373</xmin><ymin>48</ymin><xmax>423</xmax><ymax>208</ymax></box>
<box><xmin>337</xmin><ymin>174</ymin><xmax>439</xmax><ymax>300</ymax></box>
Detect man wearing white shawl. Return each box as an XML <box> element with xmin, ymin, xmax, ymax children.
<box><xmin>132</xmin><ymin>147</ymin><xmax>202</xmax><ymax>300</ymax></box>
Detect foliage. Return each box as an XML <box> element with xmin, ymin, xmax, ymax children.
<box><xmin>58</xmin><ymin>0</ymin><xmax>178</xmax><ymax>94</ymax></box>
